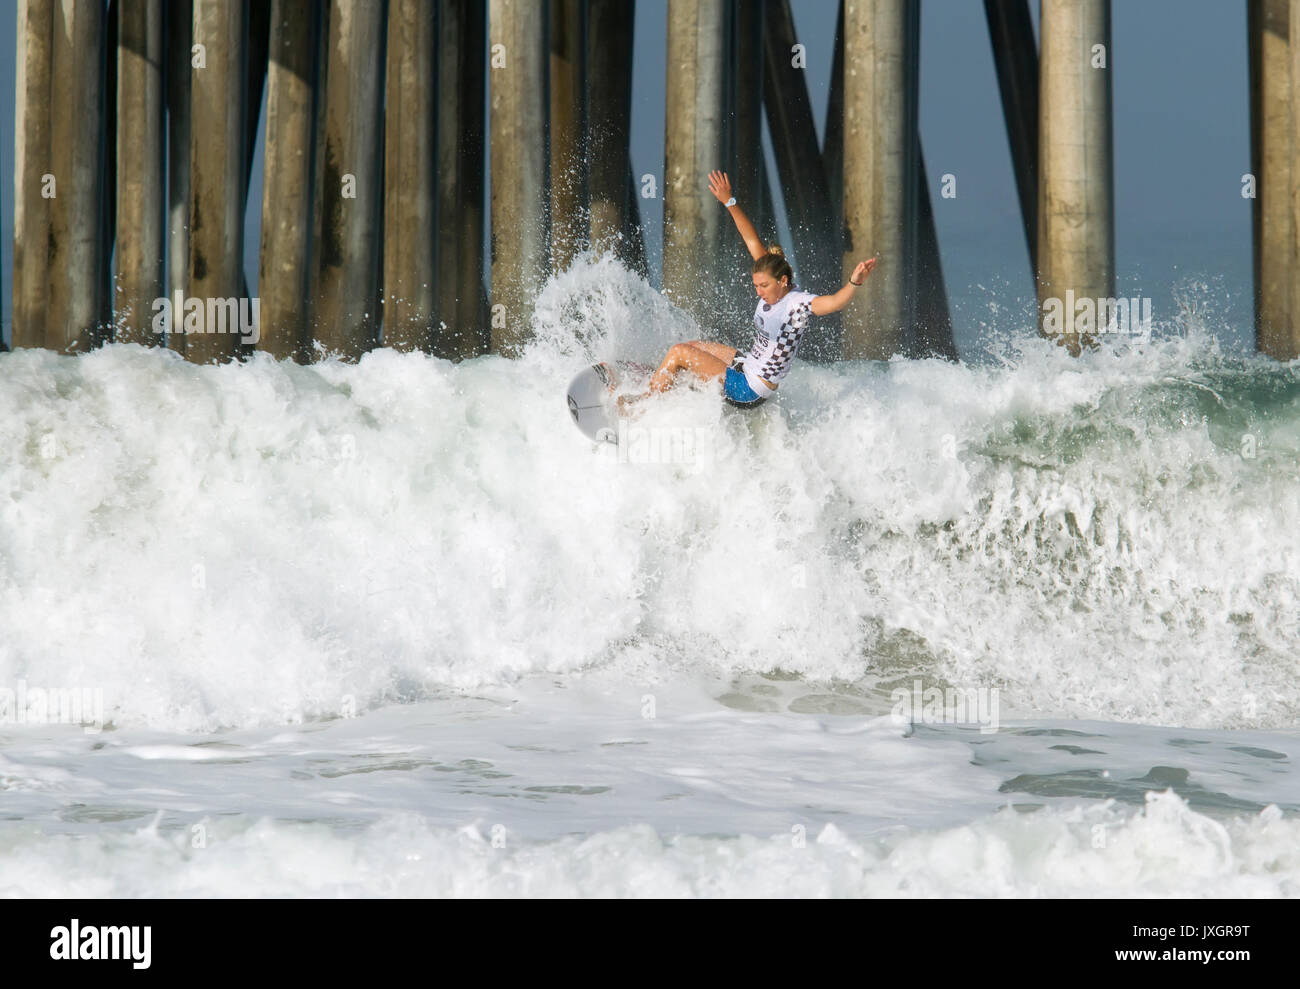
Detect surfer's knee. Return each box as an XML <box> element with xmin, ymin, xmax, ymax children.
<box><xmin>667</xmin><ymin>343</ymin><xmax>696</xmax><ymax>362</ymax></box>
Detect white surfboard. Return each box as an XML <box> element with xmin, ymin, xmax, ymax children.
<box><xmin>565</xmin><ymin>361</ymin><xmax>652</xmax><ymax>443</ymax></box>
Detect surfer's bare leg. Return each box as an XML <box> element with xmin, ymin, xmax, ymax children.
<box><xmin>648</xmin><ymin>344</ymin><xmax>730</xmax><ymax>392</ymax></box>
<box><xmin>686</xmin><ymin>340</ymin><xmax>739</xmax><ymax>364</ymax></box>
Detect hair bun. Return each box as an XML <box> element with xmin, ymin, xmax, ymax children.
<box><xmin>766</xmin><ymin>244</ymin><xmax>785</xmax><ymax>257</ymax></box>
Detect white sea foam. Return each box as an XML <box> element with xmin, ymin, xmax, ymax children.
<box><xmin>0</xmin><ymin>255</ymin><xmax>1296</xmax><ymax>734</ymax></box>
<box><xmin>1</xmin><ymin>792</ymin><xmax>1295</xmax><ymax>898</ymax></box>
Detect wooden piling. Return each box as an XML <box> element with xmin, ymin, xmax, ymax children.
<box><xmin>12</xmin><ymin>0</ymin><xmax>53</xmax><ymax>350</ymax></box>
<box><xmin>1038</xmin><ymin>0</ymin><xmax>1114</xmax><ymax>354</ymax></box>
<box><xmin>984</xmin><ymin>0</ymin><xmax>1039</xmax><ymax>275</ymax></box>
<box><xmin>489</xmin><ymin>0</ymin><xmax>549</xmax><ymax>355</ymax></box>
<box><xmin>841</xmin><ymin>0</ymin><xmax>920</xmax><ymax>360</ymax></box>
<box><xmin>166</xmin><ymin>0</ymin><xmax>193</xmax><ymax>354</ymax></box>
<box><xmin>115</xmin><ymin>0</ymin><xmax>165</xmax><ymax>345</ymax></box>
<box><xmin>315</xmin><ymin>0</ymin><xmax>386</xmax><ymax>360</ymax></box>
<box><xmin>47</xmin><ymin>0</ymin><xmax>107</xmax><ymax>353</ymax></box>
<box><xmin>436</xmin><ymin>0</ymin><xmax>488</xmax><ymax>360</ymax></box>
<box><xmin>550</xmin><ymin>0</ymin><xmax>587</xmax><ymax>274</ymax></box>
<box><xmin>384</xmin><ymin>0</ymin><xmax>437</xmax><ymax>352</ymax></box>
<box><xmin>663</xmin><ymin>0</ymin><xmax>728</xmax><ymax>327</ymax></box>
<box><xmin>258</xmin><ymin>0</ymin><xmax>320</xmax><ymax>362</ymax></box>
<box><xmin>184</xmin><ymin>0</ymin><xmax>247</xmax><ymax>364</ymax></box>
<box><xmin>587</xmin><ymin>0</ymin><xmax>638</xmax><ymax>268</ymax></box>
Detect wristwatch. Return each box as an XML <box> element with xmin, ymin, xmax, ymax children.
<box><xmin>724</xmin><ymin>197</ymin><xmax>736</xmax><ymax>207</ymax></box>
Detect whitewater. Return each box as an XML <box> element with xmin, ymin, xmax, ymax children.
<box><xmin>1</xmin><ymin>254</ymin><xmax>1298</xmax><ymax>897</ymax></box>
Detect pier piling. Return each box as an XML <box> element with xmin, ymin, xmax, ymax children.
<box><xmin>489</xmin><ymin>0</ymin><xmax>549</xmax><ymax>355</ymax></box>
<box><xmin>13</xmin><ymin>0</ymin><xmax>54</xmax><ymax>350</ymax></box>
<box><xmin>47</xmin><ymin>0</ymin><xmax>107</xmax><ymax>353</ymax></box>
<box><xmin>115</xmin><ymin>0</ymin><xmax>165</xmax><ymax>346</ymax></box>
<box><xmin>841</xmin><ymin>0</ymin><xmax>920</xmax><ymax>360</ymax></box>
<box><xmin>258</xmin><ymin>0</ymin><xmax>320</xmax><ymax>362</ymax></box>
<box><xmin>663</xmin><ymin>0</ymin><xmax>728</xmax><ymax>329</ymax></box>
<box><xmin>314</xmin><ymin>0</ymin><xmax>385</xmax><ymax>360</ymax></box>
<box><xmin>1037</xmin><ymin>0</ymin><xmax>1114</xmax><ymax>354</ymax></box>
<box><xmin>1254</xmin><ymin>0</ymin><xmax>1299</xmax><ymax>359</ymax></box>
<box><xmin>185</xmin><ymin>0</ymin><xmax>247</xmax><ymax>364</ymax></box>
<box><xmin>587</xmin><ymin>0</ymin><xmax>640</xmax><ymax>272</ymax></box>
<box><xmin>384</xmin><ymin>0</ymin><xmax>437</xmax><ymax>353</ymax></box>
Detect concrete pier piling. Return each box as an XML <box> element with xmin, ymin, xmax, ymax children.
<box><xmin>587</xmin><ymin>0</ymin><xmax>639</xmax><ymax>270</ymax></box>
<box><xmin>259</xmin><ymin>0</ymin><xmax>321</xmax><ymax>362</ymax></box>
<box><xmin>663</xmin><ymin>0</ymin><xmax>728</xmax><ymax>328</ymax></box>
<box><xmin>841</xmin><ymin>0</ymin><xmax>919</xmax><ymax>360</ymax></box>
<box><xmin>314</xmin><ymin>0</ymin><xmax>385</xmax><ymax>360</ymax></box>
<box><xmin>489</xmin><ymin>0</ymin><xmax>549</xmax><ymax>356</ymax></box>
<box><xmin>436</xmin><ymin>0</ymin><xmax>488</xmax><ymax>360</ymax></box>
<box><xmin>3</xmin><ymin>1</ymin><xmax>1291</xmax><ymax>368</ymax></box>
<box><xmin>1254</xmin><ymin>0</ymin><xmax>1299</xmax><ymax>359</ymax></box>
<box><xmin>183</xmin><ymin>0</ymin><xmax>247</xmax><ymax>364</ymax></box>
<box><xmin>47</xmin><ymin>0</ymin><xmax>107</xmax><ymax>353</ymax></box>
<box><xmin>115</xmin><ymin>0</ymin><xmax>165</xmax><ymax>346</ymax></box>
<box><xmin>384</xmin><ymin>0</ymin><xmax>437</xmax><ymax>353</ymax></box>
<box><xmin>1037</xmin><ymin>0</ymin><xmax>1114</xmax><ymax>355</ymax></box>
<box><xmin>13</xmin><ymin>0</ymin><xmax>54</xmax><ymax>351</ymax></box>
<box><xmin>549</xmin><ymin>0</ymin><xmax>587</xmax><ymax>275</ymax></box>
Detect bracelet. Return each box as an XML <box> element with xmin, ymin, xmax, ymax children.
<box><xmin>724</xmin><ymin>196</ymin><xmax>736</xmax><ymax>207</ymax></box>
<box><xmin>850</xmin><ymin>278</ymin><xmax>862</xmax><ymax>286</ymax></box>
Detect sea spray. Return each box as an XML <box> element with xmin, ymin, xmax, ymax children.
<box><xmin>0</xmin><ymin>257</ymin><xmax>1296</xmax><ymax>731</ymax></box>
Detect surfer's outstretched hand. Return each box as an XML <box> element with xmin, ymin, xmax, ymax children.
<box><xmin>851</xmin><ymin>257</ymin><xmax>878</xmax><ymax>284</ymax></box>
<box><xmin>707</xmin><ymin>170</ymin><xmax>734</xmax><ymax>205</ymax></box>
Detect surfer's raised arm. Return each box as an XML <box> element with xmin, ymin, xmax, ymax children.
<box><xmin>810</xmin><ymin>257</ymin><xmax>879</xmax><ymax>316</ymax></box>
<box><xmin>622</xmin><ymin>180</ymin><xmax>875</xmax><ymax>411</ymax></box>
<box><xmin>708</xmin><ymin>170</ymin><xmax>767</xmax><ymax>261</ymax></box>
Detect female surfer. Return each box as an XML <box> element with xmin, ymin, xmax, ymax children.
<box><xmin>627</xmin><ymin>169</ymin><xmax>877</xmax><ymax>410</ymax></box>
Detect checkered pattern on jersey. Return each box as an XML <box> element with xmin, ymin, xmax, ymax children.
<box><xmin>755</xmin><ymin>300</ymin><xmax>812</xmax><ymax>380</ymax></box>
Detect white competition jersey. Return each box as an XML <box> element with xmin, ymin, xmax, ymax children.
<box><xmin>740</xmin><ymin>287</ymin><xmax>817</xmax><ymax>390</ymax></box>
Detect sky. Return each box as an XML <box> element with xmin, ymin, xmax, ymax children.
<box><xmin>0</xmin><ymin>1</ymin><xmax>1256</xmax><ymax>352</ymax></box>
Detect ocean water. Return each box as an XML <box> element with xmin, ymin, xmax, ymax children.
<box><xmin>1</xmin><ymin>254</ymin><xmax>1298</xmax><ymax>897</ymax></box>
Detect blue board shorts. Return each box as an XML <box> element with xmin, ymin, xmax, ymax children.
<box><xmin>723</xmin><ymin>365</ymin><xmax>766</xmax><ymax>408</ymax></box>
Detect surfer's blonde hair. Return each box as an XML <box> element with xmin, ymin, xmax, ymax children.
<box><xmin>752</xmin><ymin>244</ymin><xmax>793</xmax><ymax>286</ymax></box>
